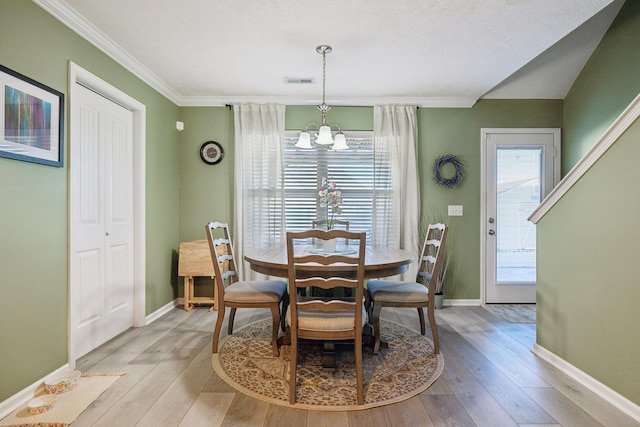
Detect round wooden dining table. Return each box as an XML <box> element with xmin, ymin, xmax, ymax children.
<box><xmin>244</xmin><ymin>245</ymin><xmax>416</xmax><ymax>279</ymax></box>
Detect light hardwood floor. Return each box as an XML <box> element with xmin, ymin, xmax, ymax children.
<box><xmin>72</xmin><ymin>305</ymin><xmax>639</xmax><ymax>427</ymax></box>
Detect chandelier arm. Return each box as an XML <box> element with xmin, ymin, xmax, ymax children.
<box><xmin>304</xmin><ymin>123</ymin><xmax>320</xmax><ymax>132</ymax></box>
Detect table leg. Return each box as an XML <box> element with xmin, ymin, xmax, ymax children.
<box><xmin>184</xmin><ymin>276</ymin><xmax>193</xmax><ymax>311</ymax></box>
<box><xmin>322</xmin><ymin>341</ymin><xmax>336</xmax><ymax>372</ymax></box>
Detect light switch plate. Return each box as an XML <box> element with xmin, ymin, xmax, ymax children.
<box><xmin>448</xmin><ymin>205</ymin><xmax>463</xmax><ymax>216</ymax></box>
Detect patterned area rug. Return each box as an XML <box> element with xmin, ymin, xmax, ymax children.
<box><xmin>0</xmin><ymin>373</ymin><xmax>124</xmax><ymax>427</ymax></box>
<box><xmin>212</xmin><ymin>318</ymin><xmax>443</xmax><ymax>411</ymax></box>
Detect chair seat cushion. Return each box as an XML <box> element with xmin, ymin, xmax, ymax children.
<box><xmin>286</xmin><ymin>303</ymin><xmax>367</xmax><ymax>332</ymax></box>
<box><xmin>367</xmin><ymin>280</ymin><xmax>428</xmax><ymax>303</ymax></box>
<box><xmin>224</xmin><ymin>280</ymin><xmax>287</xmax><ymax>303</ymax></box>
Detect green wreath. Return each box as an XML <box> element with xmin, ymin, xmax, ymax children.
<box><xmin>433</xmin><ymin>154</ymin><xmax>464</xmax><ymax>188</ymax></box>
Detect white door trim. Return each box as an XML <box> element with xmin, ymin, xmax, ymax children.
<box><xmin>68</xmin><ymin>61</ymin><xmax>146</xmax><ymax>366</ymax></box>
<box><xmin>480</xmin><ymin>128</ymin><xmax>560</xmax><ymax>305</ymax></box>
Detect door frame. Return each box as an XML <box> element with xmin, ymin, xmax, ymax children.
<box><xmin>480</xmin><ymin>128</ymin><xmax>560</xmax><ymax>305</ymax></box>
<box><xmin>68</xmin><ymin>62</ymin><xmax>146</xmax><ymax>365</ymax></box>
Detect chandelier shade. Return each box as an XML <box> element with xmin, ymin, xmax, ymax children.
<box><xmin>332</xmin><ymin>132</ymin><xmax>348</xmax><ymax>150</ymax></box>
<box><xmin>295</xmin><ymin>45</ymin><xmax>348</xmax><ymax>150</ymax></box>
<box><xmin>295</xmin><ymin>131</ymin><xmax>313</xmax><ymax>149</ymax></box>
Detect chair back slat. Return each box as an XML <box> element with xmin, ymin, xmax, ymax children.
<box><xmin>312</xmin><ymin>220</ymin><xmax>350</xmax><ymax>244</ymax></box>
<box><xmin>294</xmin><ymin>276</ymin><xmax>359</xmax><ymax>290</ymax></box>
<box><xmin>298</xmin><ymin>299</ymin><xmax>355</xmax><ymax>312</ymax></box>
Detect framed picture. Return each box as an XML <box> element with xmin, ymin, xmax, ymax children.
<box><xmin>1</xmin><ymin>64</ymin><xmax>64</xmax><ymax>167</ymax></box>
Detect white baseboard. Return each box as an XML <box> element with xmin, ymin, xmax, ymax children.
<box><xmin>532</xmin><ymin>343</ymin><xmax>640</xmax><ymax>423</ymax></box>
<box><xmin>0</xmin><ymin>364</ymin><xmax>71</xmax><ymax>420</ymax></box>
<box><xmin>445</xmin><ymin>298</ymin><xmax>481</xmax><ymax>306</ymax></box>
<box><xmin>145</xmin><ymin>298</ymin><xmax>181</xmax><ymax>325</ymax></box>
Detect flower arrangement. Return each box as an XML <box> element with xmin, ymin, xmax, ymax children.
<box><xmin>318</xmin><ymin>177</ymin><xmax>343</xmax><ymax>230</ymax></box>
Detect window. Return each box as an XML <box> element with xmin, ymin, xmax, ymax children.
<box><xmin>281</xmin><ymin>131</ymin><xmax>390</xmax><ymax>244</ymax></box>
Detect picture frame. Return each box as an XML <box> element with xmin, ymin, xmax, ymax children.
<box><xmin>1</xmin><ymin>64</ymin><xmax>64</xmax><ymax>167</ymax></box>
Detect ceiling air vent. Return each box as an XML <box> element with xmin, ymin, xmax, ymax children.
<box><xmin>284</xmin><ymin>77</ymin><xmax>315</xmax><ymax>84</ymax></box>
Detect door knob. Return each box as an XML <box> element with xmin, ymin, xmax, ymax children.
<box><xmin>488</xmin><ymin>229</ymin><xmax>495</xmax><ymax>235</ymax></box>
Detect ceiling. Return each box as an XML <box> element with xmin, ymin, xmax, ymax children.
<box><xmin>35</xmin><ymin>0</ymin><xmax>625</xmax><ymax>107</ymax></box>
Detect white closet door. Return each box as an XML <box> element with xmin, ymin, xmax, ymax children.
<box><xmin>71</xmin><ymin>83</ymin><xmax>134</xmax><ymax>357</ymax></box>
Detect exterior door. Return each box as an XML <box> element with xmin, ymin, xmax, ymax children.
<box><xmin>70</xmin><ymin>83</ymin><xmax>134</xmax><ymax>358</ymax></box>
<box><xmin>481</xmin><ymin>128</ymin><xmax>560</xmax><ymax>304</ymax></box>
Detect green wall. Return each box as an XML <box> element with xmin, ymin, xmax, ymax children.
<box><xmin>538</xmin><ymin>120</ymin><xmax>640</xmax><ymax>405</ymax></box>
<box><xmin>563</xmin><ymin>0</ymin><xmax>640</xmax><ymax>174</ymax></box>
<box><xmin>178</xmin><ymin>107</ymin><xmax>235</xmax><ymax>241</ymax></box>
<box><xmin>0</xmin><ymin>1</ymin><xmax>180</xmax><ymax>402</ymax></box>
<box><xmin>537</xmin><ymin>0</ymin><xmax>640</xmax><ymax>406</ymax></box>
<box><xmin>178</xmin><ymin>100</ymin><xmax>562</xmax><ymax>302</ymax></box>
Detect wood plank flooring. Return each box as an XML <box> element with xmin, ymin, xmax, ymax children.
<box><xmin>72</xmin><ymin>305</ymin><xmax>639</xmax><ymax>426</ymax></box>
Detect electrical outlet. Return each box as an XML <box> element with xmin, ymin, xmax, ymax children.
<box><xmin>448</xmin><ymin>205</ymin><xmax>463</xmax><ymax>216</ymax></box>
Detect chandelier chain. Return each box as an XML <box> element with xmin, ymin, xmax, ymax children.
<box><xmin>322</xmin><ymin>49</ymin><xmax>327</xmax><ymax>106</ymax></box>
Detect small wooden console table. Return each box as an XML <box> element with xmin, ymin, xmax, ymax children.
<box><xmin>178</xmin><ymin>240</ymin><xmax>217</xmax><ymax>311</ymax></box>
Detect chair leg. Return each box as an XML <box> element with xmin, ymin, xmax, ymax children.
<box><xmin>427</xmin><ymin>307</ymin><xmax>440</xmax><ymax>354</ymax></box>
<box><xmin>227</xmin><ymin>307</ymin><xmax>237</xmax><ymax>335</ymax></box>
<box><xmin>289</xmin><ymin>334</ymin><xmax>298</xmax><ymax>404</ymax></box>
<box><xmin>355</xmin><ymin>329</ymin><xmax>364</xmax><ymax>405</ymax></box>
<box><xmin>364</xmin><ymin>290</ymin><xmax>372</xmax><ymax>322</ymax></box>
<box><xmin>270</xmin><ymin>304</ymin><xmax>281</xmax><ymax>357</ymax></box>
<box><xmin>280</xmin><ymin>294</ymin><xmax>289</xmax><ymax>333</ymax></box>
<box><xmin>417</xmin><ymin>307</ymin><xmax>426</xmax><ymax>335</ymax></box>
<box><xmin>372</xmin><ymin>302</ymin><xmax>383</xmax><ymax>355</ymax></box>
<box><xmin>212</xmin><ymin>307</ymin><xmax>225</xmax><ymax>353</ymax></box>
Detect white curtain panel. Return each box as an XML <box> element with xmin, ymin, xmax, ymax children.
<box><xmin>233</xmin><ymin>104</ymin><xmax>286</xmax><ymax>280</ymax></box>
<box><xmin>373</xmin><ymin>105</ymin><xmax>421</xmax><ymax>280</ymax></box>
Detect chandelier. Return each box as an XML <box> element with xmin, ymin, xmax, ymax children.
<box><xmin>295</xmin><ymin>45</ymin><xmax>348</xmax><ymax>150</ymax></box>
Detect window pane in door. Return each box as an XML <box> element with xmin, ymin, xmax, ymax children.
<box><xmin>496</xmin><ymin>147</ymin><xmax>541</xmax><ymax>283</ymax></box>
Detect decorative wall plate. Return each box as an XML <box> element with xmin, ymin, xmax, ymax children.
<box><xmin>200</xmin><ymin>141</ymin><xmax>224</xmax><ymax>165</ymax></box>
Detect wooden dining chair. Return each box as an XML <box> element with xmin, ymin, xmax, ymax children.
<box><xmin>365</xmin><ymin>223</ymin><xmax>448</xmax><ymax>355</ymax></box>
<box><xmin>205</xmin><ymin>221</ymin><xmax>288</xmax><ymax>357</ymax></box>
<box><xmin>286</xmin><ymin>229</ymin><xmax>367</xmax><ymax>405</ymax></box>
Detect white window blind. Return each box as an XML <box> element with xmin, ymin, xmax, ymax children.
<box><xmin>281</xmin><ymin>131</ymin><xmax>390</xmax><ymax>244</ymax></box>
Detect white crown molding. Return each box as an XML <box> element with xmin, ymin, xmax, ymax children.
<box><xmin>33</xmin><ymin>0</ymin><xmax>181</xmax><ymax>104</ymax></box>
<box><xmin>532</xmin><ymin>344</ymin><xmax>640</xmax><ymax>423</ymax></box>
<box><xmin>176</xmin><ymin>95</ymin><xmax>478</xmax><ymax>108</ymax></box>
<box><xmin>529</xmin><ymin>90</ymin><xmax>640</xmax><ymax>224</ymax></box>
<box><xmin>33</xmin><ymin>0</ymin><xmax>479</xmax><ymax>109</ymax></box>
